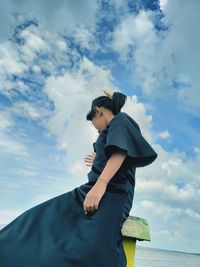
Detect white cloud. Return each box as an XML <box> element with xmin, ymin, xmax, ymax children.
<box><xmin>0</xmin><ymin>42</ymin><xmax>28</xmax><ymax>76</ymax></box>
<box><xmin>0</xmin><ymin>26</ymin><xmax>47</xmax><ymax>96</ymax></box>
<box><xmin>129</xmin><ymin>142</ymin><xmax>200</xmax><ymax>252</ymax></box>
<box><xmin>56</xmin><ymin>40</ymin><xmax>68</xmax><ymax>52</ymax></box>
<box><xmin>0</xmin><ymin>112</ymin><xmax>14</xmax><ymax>130</ymax></box>
<box><xmin>19</xmin><ymin>25</ymin><xmax>48</xmax><ymax>63</ymax></box>
<box><xmin>159</xmin><ymin>0</ymin><xmax>168</xmax><ymax>11</ymax></box>
<box><xmin>0</xmin><ymin>0</ymin><xmax>98</xmax><ymax>41</ymax></box>
<box><xmin>12</xmin><ymin>101</ymin><xmax>51</xmax><ymax>120</ymax></box>
<box><xmin>112</xmin><ymin>10</ymin><xmax>165</xmax><ymax>96</ymax></box>
<box><xmin>20</xmin><ymin>27</ymin><xmax>46</xmax><ymax>51</ymax></box>
<box><xmin>161</xmin><ymin>0</ymin><xmax>200</xmax><ymax>115</ymax></box>
<box><xmin>0</xmin><ymin>111</ymin><xmax>30</xmax><ymax>157</ymax></box>
<box><xmin>112</xmin><ymin>1</ymin><xmax>200</xmax><ymax>115</ymax></box>
<box><xmin>73</xmin><ymin>27</ymin><xmax>98</xmax><ymax>51</ymax></box>
<box><xmin>122</xmin><ymin>95</ymin><xmax>155</xmax><ymax>143</ymax></box>
<box><xmin>156</xmin><ymin>130</ymin><xmax>171</xmax><ymax>139</ymax></box>
<box><xmin>177</xmin><ymin>85</ymin><xmax>200</xmax><ymax>116</ymax></box>
<box><xmin>0</xmin><ymin>136</ymin><xmax>30</xmax><ymax>157</ymax></box>
<box><xmin>133</xmin><ymin>199</ymin><xmax>200</xmax><ymax>253</ymax></box>
<box><xmin>43</xmin><ymin>57</ymin><xmax>115</xmax><ymax>173</ymax></box>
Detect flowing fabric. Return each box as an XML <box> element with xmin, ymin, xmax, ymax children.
<box><xmin>0</xmin><ymin>112</ymin><xmax>157</xmax><ymax>267</ymax></box>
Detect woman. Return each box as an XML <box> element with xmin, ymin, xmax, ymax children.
<box><xmin>0</xmin><ymin>90</ymin><xmax>158</xmax><ymax>267</ymax></box>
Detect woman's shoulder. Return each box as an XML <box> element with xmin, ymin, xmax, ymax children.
<box><xmin>100</xmin><ymin>112</ymin><xmax>140</xmax><ymax>136</ymax></box>
<box><xmin>110</xmin><ymin>112</ymin><xmax>141</xmax><ymax>132</ymax></box>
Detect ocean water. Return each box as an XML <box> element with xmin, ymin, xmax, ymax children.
<box><xmin>134</xmin><ymin>246</ymin><xmax>200</xmax><ymax>267</ymax></box>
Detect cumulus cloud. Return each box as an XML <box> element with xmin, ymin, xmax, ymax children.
<box><xmin>131</xmin><ymin>142</ymin><xmax>200</xmax><ymax>252</ymax></box>
<box><xmin>0</xmin><ymin>111</ymin><xmax>30</xmax><ymax>157</ymax></box>
<box><xmin>112</xmin><ymin>10</ymin><xmax>167</xmax><ymax>96</ymax></box>
<box><xmin>0</xmin><ymin>0</ymin><xmax>98</xmax><ymax>41</ymax></box>
<box><xmin>134</xmin><ymin>199</ymin><xmax>200</xmax><ymax>253</ymax></box>
<box><xmin>122</xmin><ymin>95</ymin><xmax>156</xmax><ymax>143</ymax></box>
<box><xmin>112</xmin><ymin>1</ymin><xmax>200</xmax><ymax>115</ymax></box>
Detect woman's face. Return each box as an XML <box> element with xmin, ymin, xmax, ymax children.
<box><xmin>91</xmin><ymin>107</ymin><xmax>107</xmax><ymax>131</ymax></box>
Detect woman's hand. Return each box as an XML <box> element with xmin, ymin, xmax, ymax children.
<box><xmin>83</xmin><ymin>179</ymin><xmax>107</xmax><ymax>214</ymax></box>
<box><xmin>84</xmin><ymin>152</ymin><xmax>96</xmax><ymax>167</ymax></box>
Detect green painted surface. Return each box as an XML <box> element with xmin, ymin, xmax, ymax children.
<box><xmin>121</xmin><ymin>215</ymin><xmax>151</xmax><ymax>241</ymax></box>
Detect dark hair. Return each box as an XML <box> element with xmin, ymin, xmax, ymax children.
<box><xmin>86</xmin><ymin>91</ymin><xmax>127</xmax><ymax>121</ymax></box>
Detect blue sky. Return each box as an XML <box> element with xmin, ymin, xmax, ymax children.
<box><xmin>0</xmin><ymin>0</ymin><xmax>200</xmax><ymax>254</ymax></box>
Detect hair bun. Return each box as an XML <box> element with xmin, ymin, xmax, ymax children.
<box><xmin>103</xmin><ymin>89</ymin><xmax>113</xmax><ymax>100</ymax></box>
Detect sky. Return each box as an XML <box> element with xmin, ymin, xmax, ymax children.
<box><xmin>0</xmin><ymin>0</ymin><xmax>199</xmax><ymax>254</ymax></box>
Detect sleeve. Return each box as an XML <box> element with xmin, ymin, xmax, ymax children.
<box><xmin>104</xmin><ymin>116</ymin><xmax>158</xmax><ymax>168</ymax></box>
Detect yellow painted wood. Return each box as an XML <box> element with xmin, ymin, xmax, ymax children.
<box><xmin>122</xmin><ymin>238</ymin><xmax>136</xmax><ymax>267</ymax></box>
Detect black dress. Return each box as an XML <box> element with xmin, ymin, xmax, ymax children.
<box><xmin>0</xmin><ymin>111</ymin><xmax>157</xmax><ymax>267</ymax></box>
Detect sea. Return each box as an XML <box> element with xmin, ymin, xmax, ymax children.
<box><xmin>134</xmin><ymin>246</ymin><xmax>200</xmax><ymax>267</ymax></box>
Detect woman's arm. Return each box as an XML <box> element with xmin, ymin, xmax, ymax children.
<box><xmin>96</xmin><ymin>151</ymin><xmax>127</xmax><ymax>186</ymax></box>
<box><xmin>83</xmin><ymin>151</ymin><xmax>127</xmax><ymax>214</ymax></box>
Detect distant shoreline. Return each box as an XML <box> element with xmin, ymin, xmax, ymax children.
<box><xmin>136</xmin><ymin>245</ymin><xmax>200</xmax><ymax>256</ymax></box>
